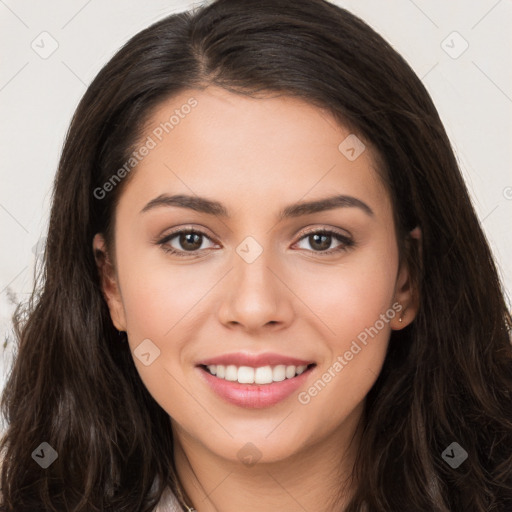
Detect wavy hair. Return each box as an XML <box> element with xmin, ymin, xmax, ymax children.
<box><xmin>1</xmin><ymin>0</ymin><xmax>511</xmax><ymax>510</ymax></box>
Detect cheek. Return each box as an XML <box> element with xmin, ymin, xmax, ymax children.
<box><xmin>120</xmin><ymin>265</ymin><xmax>215</xmax><ymax>347</ymax></box>
<box><xmin>296</xmin><ymin>246</ymin><xmax>399</xmax><ymax>345</ymax></box>
<box><xmin>114</xmin><ymin>223</ymin><xmax>220</xmax><ymax>340</ymax></box>
<box><xmin>289</xmin><ymin>244</ymin><xmax>398</xmax><ymax>417</ymax></box>
<box><xmin>114</xmin><ymin>253</ymin><xmax>211</xmax><ymax>413</ymax></box>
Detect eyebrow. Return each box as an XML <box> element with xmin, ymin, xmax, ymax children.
<box><xmin>140</xmin><ymin>193</ymin><xmax>374</xmax><ymax>219</ymax></box>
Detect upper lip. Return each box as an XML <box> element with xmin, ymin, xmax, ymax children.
<box><xmin>197</xmin><ymin>352</ymin><xmax>315</xmax><ymax>368</ymax></box>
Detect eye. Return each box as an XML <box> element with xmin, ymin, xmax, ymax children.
<box><xmin>293</xmin><ymin>228</ymin><xmax>354</xmax><ymax>256</ymax></box>
<box><xmin>157</xmin><ymin>228</ymin><xmax>217</xmax><ymax>257</ymax></box>
<box><xmin>156</xmin><ymin>226</ymin><xmax>354</xmax><ymax>258</ymax></box>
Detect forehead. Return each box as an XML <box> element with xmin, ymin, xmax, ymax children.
<box><xmin>120</xmin><ymin>86</ymin><xmax>390</xmax><ymax>219</ymax></box>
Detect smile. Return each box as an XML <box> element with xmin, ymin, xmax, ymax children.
<box><xmin>201</xmin><ymin>363</ymin><xmax>313</xmax><ymax>385</ymax></box>
<box><xmin>197</xmin><ymin>362</ymin><xmax>317</xmax><ymax>408</ymax></box>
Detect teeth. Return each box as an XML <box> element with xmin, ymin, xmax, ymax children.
<box><xmin>285</xmin><ymin>365</ymin><xmax>296</xmax><ymax>379</ymax></box>
<box><xmin>272</xmin><ymin>365</ymin><xmax>286</xmax><ymax>382</ymax></box>
<box><xmin>296</xmin><ymin>365</ymin><xmax>306</xmax><ymax>375</ymax></box>
<box><xmin>225</xmin><ymin>365</ymin><xmax>238</xmax><ymax>381</ymax></box>
<box><xmin>205</xmin><ymin>364</ymin><xmax>309</xmax><ymax>384</ymax></box>
<box><xmin>238</xmin><ymin>366</ymin><xmax>255</xmax><ymax>384</ymax></box>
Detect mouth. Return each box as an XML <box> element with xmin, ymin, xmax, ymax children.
<box><xmin>195</xmin><ymin>352</ymin><xmax>317</xmax><ymax>408</ymax></box>
<box><xmin>198</xmin><ymin>363</ymin><xmax>317</xmax><ymax>385</ymax></box>
<box><xmin>196</xmin><ymin>362</ymin><xmax>317</xmax><ymax>409</ymax></box>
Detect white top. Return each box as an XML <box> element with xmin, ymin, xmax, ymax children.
<box><xmin>154</xmin><ymin>485</ymin><xmax>192</xmax><ymax>512</ymax></box>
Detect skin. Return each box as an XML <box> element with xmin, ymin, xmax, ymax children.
<box><xmin>94</xmin><ymin>86</ymin><xmax>419</xmax><ymax>511</ymax></box>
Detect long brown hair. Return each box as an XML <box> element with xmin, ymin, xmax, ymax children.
<box><xmin>1</xmin><ymin>0</ymin><xmax>511</xmax><ymax>510</ymax></box>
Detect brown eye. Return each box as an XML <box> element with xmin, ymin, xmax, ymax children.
<box><xmin>158</xmin><ymin>229</ymin><xmax>217</xmax><ymax>257</ymax></box>
<box><xmin>179</xmin><ymin>232</ymin><xmax>203</xmax><ymax>251</ymax></box>
<box><xmin>295</xmin><ymin>229</ymin><xmax>354</xmax><ymax>255</ymax></box>
<box><xmin>308</xmin><ymin>233</ymin><xmax>333</xmax><ymax>251</ymax></box>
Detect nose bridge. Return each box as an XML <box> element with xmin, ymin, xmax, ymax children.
<box><xmin>233</xmin><ymin>234</ymin><xmax>277</xmax><ymax>303</ymax></box>
<box><xmin>217</xmin><ymin>233</ymin><xmax>293</xmax><ymax>329</ymax></box>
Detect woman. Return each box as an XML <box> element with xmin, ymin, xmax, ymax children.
<box><xmin>1</xmin><ymin>0</ymin><xmax>511</xmax><ymax>510</ymax></box>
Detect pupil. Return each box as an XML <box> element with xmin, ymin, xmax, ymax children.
<box><xmin>181</xmin><ymin>232</ymin><xmax>201</xmax><ymax>250</ymax></box>
<box><xmin>312</xmin><ymin>233</ymin><xmax>330</xmax><ymax>251</ymax></box>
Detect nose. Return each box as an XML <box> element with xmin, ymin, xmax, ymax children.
<box><xmin>217</xmin><ymin>242</ymin><xmax>295</xmax><ymax>333</ymax></box>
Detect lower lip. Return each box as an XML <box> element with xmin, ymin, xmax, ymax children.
<box><xmin>197</xmin><ymin>365</ymin><xmax>316</xmax><ymax>409</ymax></box>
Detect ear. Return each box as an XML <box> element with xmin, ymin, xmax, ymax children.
<box><xmin>92</xmin><ymin>233</ymin><xmax>127</xmax><ymax>331</ymax></box>
<box><xmin>390</xmin><ymin>226</ymin><xmax>421</xmax><ymax>330</ymax></box>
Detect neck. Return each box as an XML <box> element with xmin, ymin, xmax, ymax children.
<box><xmin>171</xmin><ymin>405</ymin><xmax>363</xmax><ymax>512</ymax></box>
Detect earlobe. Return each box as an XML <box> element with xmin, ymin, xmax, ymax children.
<box><xmin>92</xmin><ymin>233</ymin><xmax>127</xmax><ymax>331</ymax></box>
<box><xmin>390</xmin><ymin>304</ymin><xmax>411</xmax><ymax>330</ymax></box>
<box><xmin>390</xmin><ymin>226</ymin><xmax>422</xmax><ymax>330</ymax></box>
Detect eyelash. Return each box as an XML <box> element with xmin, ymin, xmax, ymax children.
<box><xmin>156</xmin><ymin>227</ymin><xmax>354</xmax><ymax>258</ymax></box>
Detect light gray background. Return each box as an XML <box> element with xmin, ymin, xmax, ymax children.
<box><xmin>1</xmin><ymin>0</ymin><xmax>511</xmax><ymax>393</ymax></box>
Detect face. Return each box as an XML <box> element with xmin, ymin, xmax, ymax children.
<box><xmin>94</xmin><ymin>86</ymin><xmax>417</xmax><ymax>465</ymax></box>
